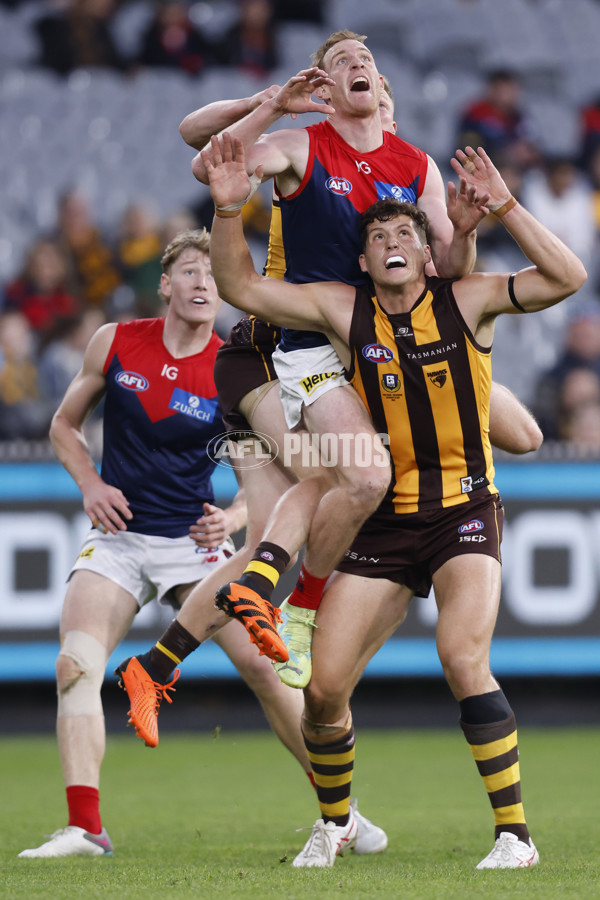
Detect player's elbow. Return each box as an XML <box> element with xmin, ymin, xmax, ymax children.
<box><xmin>191</xmin><ymin>153</ymin><xmax>209</xmax><ymax>185</ymax></box>
<box><xmin>179</xmin><ymin>116</ymin><xmax>189</xmax><ymax>140</ymax></box>
<box><xmin>563</xmin><ymin>257</ymin><xmax>588</xmax><ymax>296</ymax></box>
<box><xmin>518</xmin><ymin>419</ymin><xmax>544</xmax><ymax>454</ymax></box>
<box><xmin>49</xmin><ymin>410</ymin><xmax>62</xmax><ymax>444</ymax></box>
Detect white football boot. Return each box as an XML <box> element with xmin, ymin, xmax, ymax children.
<box><xmin>350</xmin><ymin>799</ymin><xmax>388</xmax><ymax>854</ymax></box>
<box><xmin>292</xmin><ymin>809</ymin><xmax>358</xmax><ymax>868</ymax></box>
<box><xmin>18</xmin><ymin>826</ymin><xmax>114</xmax><ymax>858</ymax></box>
<box><xmin>476</xmin><ymin>831</ymin><xmax>539</xmax><ymax>869</ymax></box>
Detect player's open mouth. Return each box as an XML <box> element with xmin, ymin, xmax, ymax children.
<box><xmin>192</xmin><ymin>297</ymin><xmax>207</xmax><ymax>305</ymax></box>
<box><xmin>350</xmin><ymin>77</ymin><xmax>369</xmax><ymax>92</ymax></box>
<box><xmin>385</xmin><ymin>256</ymin><xmax>406</xmax><ymax>269</ymax></box>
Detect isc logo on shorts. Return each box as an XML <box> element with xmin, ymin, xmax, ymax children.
<box><xmin>325</xmin><ymin>176</ymin><xmax>352</xmax><ymax>195</ymax></box>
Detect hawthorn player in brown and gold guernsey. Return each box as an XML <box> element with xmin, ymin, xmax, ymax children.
<box><xmin>348</xmin><ymin>276</ymin><xmax>497</xmax><ymax>514</ymax></box>
<box><xmin>205</xmin><ymin>135</ymin><xmax>587</xmax><ymax>868</ymax></box>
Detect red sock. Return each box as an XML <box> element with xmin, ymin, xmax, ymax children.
<box><xmin>289</xmin><ymin>564</ymin><xmax>328</xmax><ymax>610</ymax></box>
<box><xmin>307</xmin><ymin>770</ymin><xmax>317</xmax><ymax>790</ymax></box>
<box><xmin>66</xmin><ymin>785</ymin><xmax>101</xmax><ymax>834</ymax></box>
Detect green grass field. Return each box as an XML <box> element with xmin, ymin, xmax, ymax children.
<box><xmin>3</xmin><ymin>727</ymin><xmax>599</xmax><ymax>899</ymax></box>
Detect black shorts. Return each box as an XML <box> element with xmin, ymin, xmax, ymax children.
<box><xmin>336</xmin><ymin>492</ymin><xmax>503</xmax><ymax>598</ymax></box>
<box><xmin>214</xmin><ymin>316</ymin><xmax>280</xmax><ymax>430</ymax></box>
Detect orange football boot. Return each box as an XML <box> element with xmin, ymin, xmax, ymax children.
<box><xmin>115</xmin><ymin>656</ymin><xmax>180</xmax><ymax>747</ymax></box>
<box><xmin>215</xmin><ymin>581</ymin><xmax>289</xmax><ymax>663</ymax></box>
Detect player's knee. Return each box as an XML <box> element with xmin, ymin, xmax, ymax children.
<box><xmin>56</xmin><ymin>631</ymin><xmax>107</xmax><ymax>717</ymax></box>
<box><xmin>236</xmin><ymin>654</ymin><xmax>279</xmax><ymax>698</ymax></box>
<box><xmin>56</xmin><ymin>653</ymin><xmax>84</xmax><ymax>693</ymax></box>
<box><xmin>304</xmin><ymin>680</ymin><xmax>348</xmax><ymax>724</ymax></box>
<box><xmin>439</xmin><ymin>647</ymin><xmax>490</xmax><ymax>696</ymax></box>
<box><xmin>343</xmin><ymin>458</ymin><xmax>390</xmax><ymax>513</ymax></box>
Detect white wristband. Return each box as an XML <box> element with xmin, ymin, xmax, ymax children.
<box><xmin>215</xmin><ymin>172</ymin><xmax>262</xmax><ymax>212</ymax></box>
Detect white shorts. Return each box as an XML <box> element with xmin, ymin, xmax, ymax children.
<box><xmin>272</xmin><ymin>343</ymin><xmax>348</xmax><ymax>428</ymax></box>
<box><xmin>69</xmin><ymin>528</ymin><xmax>235</xmax><ymax>609</ymax></box>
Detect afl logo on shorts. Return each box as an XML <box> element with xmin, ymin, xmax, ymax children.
<box><xmin>116</xmin><ymin>371</ymin><xmax>149</xmax><ymax>391</ymax></box>
<box><xmin>325</xmin><ymin>176</ymin><xmax>352</xmax><ymax>196</ymax></box>
<box><xmin>362</xmin><ymin>343</ymin><xmax>394</xmax><ymax>363</ymax></box>
<box><xmin>458</xmin><ymin>519</ymin><xmax>484</xmax><ymax>534</ymax></box>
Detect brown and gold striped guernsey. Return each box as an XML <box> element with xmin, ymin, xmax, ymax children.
<box><xmin>346</xmin><ymin>276</ymin><xmax>498</xmax><ymax>514</ymax></box>
<box><xmin>235</xmin><ymin>198</ymin><xmax>283</xmax><ymax>372</ymax></box>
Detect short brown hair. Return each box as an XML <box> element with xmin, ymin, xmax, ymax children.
<box><xmin>161</xmin><ymin>228</ymin><xmax>210</xmax><ymax>275</ymax></box>
<box><xmin>360</xmin><ymin>200</ymin><xmax>431</xmax><ymax>249</ymax></box>
<box><xmin>311</xmin><ymin>30</ymin><xmax>368</xmax><ymax>70</ymax></box>
<box><xmin>159</xmin><ymin>228</ymin><xmax>211</xmax><ymax>302</ymax></box>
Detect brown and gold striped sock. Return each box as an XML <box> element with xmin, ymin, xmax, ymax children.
<box><xmin>139</xmin><ymin>619</ymin><xmax>200</xmax><ymax>683</ymax></box>
<box><xmin>460</xmin><ymin>691</ymin><xmax>530</xmax><ymax>844</ymax></box>
<box><xmin>239</xmin><ymin>541</ymin><xmax>290</xmax><ymax>597</ymax></box>
<box><xmin>302</xmin><ymin>718</ymin><xmax>355</xmax><ymax>826</ymax></box>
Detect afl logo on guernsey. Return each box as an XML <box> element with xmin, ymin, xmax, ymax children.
<box><xmin>362</xmin><ymin>343</ymin><xmax>394</xmax><ymax>363</ymax></box>
<box><xmin>325</xmin><ymin>176</ymin><xmax>352</xmax><ymax>196</ymax></box>
<box><xmin>116</xmin><ymin>371</ymin><xmax>149</xmax><ymax>391</ymax></box>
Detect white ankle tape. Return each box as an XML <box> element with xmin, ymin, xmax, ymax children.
<box><xmin>57</xmin><ymin>631</ymin><xmax>107</xmax><ymax>717</ymax></box>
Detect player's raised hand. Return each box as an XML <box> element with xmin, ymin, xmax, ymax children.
<box><xmin>447</xmin><ymin>173</ymin><xmax>490</xmax><ymax>235</ymax></box>
<box><xmin>451</xmin><ymin>146</ymin><xmax>513</xmax><ymax>212</ymax></box>
<box><xmin>202</xmin><ymin>133</ymin><xmax>263</xmax><ymax>211</ymax></box>
<box><xmin>248</xmin><ymin>83</ymin><xmax>281</xmax><ymax>110</ymax></box>
<box><xmin>269</xmin><ymin>66</ymin><xmax>336</xmax><ymax>117</ymax></box>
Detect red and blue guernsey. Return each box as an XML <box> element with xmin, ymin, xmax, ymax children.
<box><xmin>101</xmin><ymin>318</ymin><xmax>223</xmax><ymax>537</ymax></box>
<box><xmin>277</xmin><ymin>120</ymin><xmax>428</xmax><ymax>351</ymax></box>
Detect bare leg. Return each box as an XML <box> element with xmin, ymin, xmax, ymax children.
<box><xmin>57</xmin><ymin>570</ymin><xmax>138</xmax><ymax>788</ymax></box>
<box><xmin>290</xmin><ymin>573</ymin><xmax>411</xmax><ymax>865</ymax></box>
<box><xmin>433</xmin><ymin>553</ymin><xmax>501</xmax><ymax>700</ymax></box>
<box><xmin>304</xmin><ymin>572</ymin><xmax>412</xmax><ymax>726</ymax></box>
<box><xmin>298</xmin><ymin>386</ymin><xmax>391</xmax><ymax>577</ymax></box>
<box><xmin>213</xmin><ymin>623</ymin><xmax>309</xmax><ymax>771</ymax></box>
<box><xmin>433</xmin><ymin>554</ymin><xmax>534</xmax><ymax>856</ymax></box>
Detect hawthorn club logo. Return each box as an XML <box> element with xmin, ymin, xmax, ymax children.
<box><xmin>426</xmin><ymin>368</ymin><xmax>448</xmax><ymax>388</ymax></box>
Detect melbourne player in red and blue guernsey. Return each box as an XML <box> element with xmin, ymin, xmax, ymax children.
<box><xmin>18</xmin><ymin>228</ymin><xmax>332</xmax><ymax>859</ymax></box>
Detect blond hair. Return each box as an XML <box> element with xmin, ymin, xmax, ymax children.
<box><xmin>311</xmin><ymin>30</ymin><xmax>368</xmax><ymax>70</ymax></box>
<box><xmin>159</xmin><ymin>228</ymin><xmax>211</xmax><ymax>302</ymax></box>
<box><xmin>161</xmin><ymin>228</ymin><xmax>210</xmax><ymax>274</ymax></box>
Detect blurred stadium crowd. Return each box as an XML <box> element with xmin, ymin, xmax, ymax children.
<box><xmin>1</xmin><ymin>0</ymin><xmax>600</xmax><ymax>454</ymax></box>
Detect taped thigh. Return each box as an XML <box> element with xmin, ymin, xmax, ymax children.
<box><xmin>57</xmin><ymin>630</ymin><xmax>107</xmax><ymax>718</ymax></box>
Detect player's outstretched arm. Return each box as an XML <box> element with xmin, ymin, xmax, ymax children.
<box><xmin>451</xmin><ymin>146</ymin><xmax>587</xmax><ymax>318</ymax></box>
<box><xmin>489</xmin><ymin>382</ymin><xmax>543</xmax><ymax>454</ymax></box>
<box><xmin>191</xmin><ymin>67</ymin><xmax>335</xmax><ymax>184</ymax></box>
<box><xmin>50</xmin><ymin>324</ymin><xmax>132</xmax><ymax>534</ymax></box>
<box><xmin>204</xmin><ymin>133</ymin><xmax>341</xmax><ymax>334</ymax></box>
<box><xmin>179</xmin><ymin>86</ymin><xmax>281</xmax><ymax>151</ymax></box>
<box><xmin>419</xmin><ymin>155</ymin><xmax>485</xmax><ymax>277</ymax></box>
